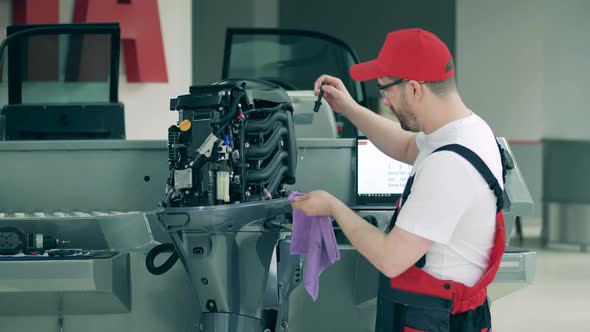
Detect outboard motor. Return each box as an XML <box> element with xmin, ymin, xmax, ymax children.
<box><xmin>148</xmin><ymin>79</ymin><xmax>302</xmax><ymax>332</ymax></box>
<box><xmin>164</xmin><ymin>79</ymin><xmax>298</xmax><ymax>206</ymax></box>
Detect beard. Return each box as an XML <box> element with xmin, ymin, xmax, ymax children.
<box><xmin>389</xmin><ymin>104</ymin><xmax>418</xmax><ymax>132</ymax></box>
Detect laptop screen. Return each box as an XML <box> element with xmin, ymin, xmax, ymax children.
<box><xmin>356</xmin><ymin>137</ymin><xmax>412</xmax><ymax>205</ymax></box>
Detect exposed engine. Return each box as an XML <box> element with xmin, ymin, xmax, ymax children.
<box><xmin>165</xmin><ymin>79</ymin><xmax>297</xmax><ymax>207</ymax></box>
<box><xmin>147</xmin><ymin>80</ymin><xmax>302</xmax><ymax>332</ymax></box>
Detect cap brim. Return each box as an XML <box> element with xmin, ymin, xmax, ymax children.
<box><xmin>349</xmin><ymin>59</ymin><xmax>386</xmax><ymax>82</ymax></box>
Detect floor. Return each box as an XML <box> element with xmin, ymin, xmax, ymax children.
<box><xmin>491</xmin><ymin>217</ymin><xmax>590</xmax><ymax>331</ymax></box>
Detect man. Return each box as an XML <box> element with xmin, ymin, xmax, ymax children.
<box><xmin>291</xmin><ymin>28</ymin><xmax>506</xmax><ymax>331</ymax></box>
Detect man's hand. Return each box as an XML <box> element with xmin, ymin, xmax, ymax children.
<box><xmin>314</xmin><ymin>75</ymin><xmax>358</xmax><ymax>115</ymax></box>
<box><xmin>290</xmin><ymin>190</ymin><xmax>338</xmax><ymax>216</ymax></box>
<box><xmin>291</xmin><ymin>189</ymin><xmax>433</xmax><ymax>278</ymax></box>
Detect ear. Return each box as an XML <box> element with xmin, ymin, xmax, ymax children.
<box><xmin>406</xmin><ymin>80</ymin><xmax>425</xmax><ymax>101</ymax></box>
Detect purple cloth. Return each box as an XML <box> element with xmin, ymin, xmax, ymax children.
<box><xmin>288</xmin><ymin>192</ymin><xmax>340</xmax><ymax>301</ymax></box>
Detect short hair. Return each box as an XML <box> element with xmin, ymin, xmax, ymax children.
<box><xmin>424</xmin><ymin>59</ymin><xmax>456</xmax><ymax>96</ymax></box>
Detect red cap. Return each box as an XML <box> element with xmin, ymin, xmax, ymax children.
<box><xmin>349</xmin><ymin>28</ymin><xmax>454</xmax><ymax>82</ymax></box>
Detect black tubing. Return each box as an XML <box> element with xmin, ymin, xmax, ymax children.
<box><xmin>247</xmin><ymin>151</ymin><xmax>288</xmax><ymax>182</ymax></box>
<box><xmin>210</xmin><ymin>90</ymin><xmax>245</xmax><ymax>126</ymax></box>
<box><xmin>145</xmin><ymin>243</ymin><xmax>179</xmax><ymax>275</ymax></box>
<box><xmin>285</xmin><ymin>109</ymin><xmax>297</xmax><ymax>183</ymax></box>
<box><xmin>245</xmin><ymin>112</ymin><xmax>287</xmax><ymax>132</ymax></box>
<box><xmin>266</xmin><ymin>166</ymin><xmax>288</xmax><ymax>194</ymax></box>
<box><xmin>246</xmin><ymin>126</ymin><xmax>287</xmax><ymax>159</ymax></box>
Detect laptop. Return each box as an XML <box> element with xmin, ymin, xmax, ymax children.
<box><xmin>354</xmin><ymin>136</ymin><xmax>412</xmax><ymax>209</ymax></box>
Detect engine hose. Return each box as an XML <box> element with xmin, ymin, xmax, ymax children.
<box><xmin>240</xmin><ymin>121</ymin><xmax>247</xmax><ymax>202</ymax></box>
<box><xmin>245</xmin><ymin>112</ymin><xmax>288</xmax><ymax>132</ymax></box>
<box><xmin>242</xmin><ymin>104</ymin><xmax>283</xmax><ymax>115</ymax></box>
<box><xmin>247</xmin><ymin>151</ymin><xmax>288</xmax><ymax>182</ymax></box>
<box><xmin>266</xmin><ymin>165</ymin><xmax>288</xmax><ymax>194</ymax></box>
<box><xmin>246</xmin><ymin>126</ymin><xmax>288</xmax><ymax>159</ymax></box>
<box><xmin>285</xmin><ymin>110</ymin><xmax>297</xmax><ymax>183</ymax></box>
<box><xmin>210</xmin><ymin>90</ymin><xmax>246</xmax><ymax>127</ymax></box>
<box><xmin>145</xmin><ymin>243</ymin><xmax>179</xmax><ymax>275</ymax></box>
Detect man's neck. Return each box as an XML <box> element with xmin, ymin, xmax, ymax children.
<box><xmin>420</xmin><ymin>93</ymin><xmax>471</xmax><ymax>134</ymax></box>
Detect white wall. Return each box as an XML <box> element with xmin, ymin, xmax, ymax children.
<box><xmin>0</xmin><ymin>0</ymin><xmax>191</xmax><ymax>140</ymax></box>
<box><xmin>458</xmin><ymin>0</ymin><xmax>590</xmax><ymax>141</ymax></box>
<box><xmin>457</xmin><ymin>0</ymin><xmax>544</xmax><ymax>140</ymax></box>
<box><xmin>120</xmin><ymin>0</ymin><xmax>191</xmax><ymax>140</ymax></box>
<box><xmin>543</xmin><ymin>0</ymin><xmax>590</xmax><ymax>140</ymax></box>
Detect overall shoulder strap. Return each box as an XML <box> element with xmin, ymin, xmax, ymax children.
<box><xmin>391</xmin><ymin>143</ymin><xmax>506</xmax><ymax>269</ymax></box>
<box><xmin>432</xmin><ymin>144</ymin><xmax>505</xmax><ymax>212</ymax></box>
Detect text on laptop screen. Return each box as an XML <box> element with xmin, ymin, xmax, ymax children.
<box><xmin>357</xmin><ymin>138</ymin><xmax>412</xmax><ymax>197</ymax></box>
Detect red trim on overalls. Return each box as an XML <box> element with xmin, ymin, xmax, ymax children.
<box><xmin>390</xmin><ymin>197</ymin><xmax>506</xmax><ymax>314</ymax></box>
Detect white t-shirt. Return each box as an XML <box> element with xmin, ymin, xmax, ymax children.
<box><xmin>395</xmin><ymin>112</ymin><xmax>503</xmax><ymax>287</ymax></box>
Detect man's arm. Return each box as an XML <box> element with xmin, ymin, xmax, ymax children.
<box><xmin>313</xmin><ymin>75</ymin><xmax>418</xmax><ymax>165</ymax></box>
<box><xmin>329</xmin><ymin>198</ymin><xmax>433</xmax><ymax>278</ymax></box>
<box><xmin>345</xmin><ymin>104</ymin><xmax>418</xmax><ymax>166</ymax></box>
